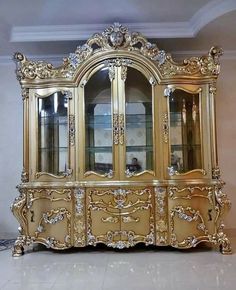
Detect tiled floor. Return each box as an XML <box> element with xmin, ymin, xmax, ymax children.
<box><xmin>0</xmin><ymin>238</ymin><xmax>236</xmax><ymax>290</ymax></box>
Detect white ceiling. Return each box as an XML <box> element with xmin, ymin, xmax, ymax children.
<box><xmin>0</xmin><ymin>0</ymin><xmax>236</xmax><ymax>61</ymax></box>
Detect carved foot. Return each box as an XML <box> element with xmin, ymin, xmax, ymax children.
<box><xmin>12</xmin><ymin>235</ymin><xmax>35</xmax><ymax>257</ymax></box>
<box><xmin>219</xmin><ymin>233</ymin><xmax>232</xmax><ymax>255</ymax></box>
<box><xmin>12</xmin><ymin>236</ymin><xmax>25</xmax><ymax>257</ymax></box>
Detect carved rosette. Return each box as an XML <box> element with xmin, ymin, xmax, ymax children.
<box><xmin>74</xmin><ymin>188</ymin><xmax>86</xmax><ymax>247</ymax></box>
<box><xmin>13</xmin><ymin>24</ymin><xmax>222</xmax><ymax>84</ymax></box>
<box><xmin>155</xmin><ymin>187</ymin><xmax>168</xmax><ymax>245</ymax></box>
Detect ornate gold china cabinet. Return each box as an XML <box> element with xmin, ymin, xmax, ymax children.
<box><xmin>11</xmin><ymin>23</ymin><xmax>231</xmax><ymax>256</ymax></box>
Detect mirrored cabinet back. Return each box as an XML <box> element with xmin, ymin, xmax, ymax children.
<box><xmin>11</xmin><ymin>23</ymin><xmax>232</xmax><ymax>256</ymax></box>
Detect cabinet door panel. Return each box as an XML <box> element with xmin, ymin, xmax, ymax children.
<box><xmin>27</xmin><ymin>188</ymin><xmax>72</xmax><ymax>249</ymax></box>
<box><xmin>31</xmin><ymin>89</ymin><xmax>74</xmax><ymax>182</ymax></box>
<box><xmin>121</xmin><ymin>66</ymin><xmax>155</xmax><ymax>180</ymax></box>
<box><xmin>168</xmin><ymin>186</ymin><xmax>216</xmax><ymax>248</ymax></box>
<box><xmin>165</xmin><ymin>86</ymin><xmax>211</xmax><ymax>179</ymax></box>
<box><xmin>81</xmin><ymin>66</ymin><xmax>118</xmax><ymax>180</ymax></box>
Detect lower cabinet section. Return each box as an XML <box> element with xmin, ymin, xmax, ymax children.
<box><xmin>11</xmin><ymin>183</ymin><xmax>232</xmax><ymax>256</ymax></box>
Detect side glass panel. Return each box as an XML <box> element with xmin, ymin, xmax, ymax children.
<box><xmin>125</xmin><ymin>67</ymin><xmax>153</xmax><ymax>173</ymax></box>
<box><xmin>38</xmin><ymin>92</ymin><xmax>68</xmax><ymax>175</ymax></box>
<box><xmin>169</xmin><ymin>89</ymin><xmax>201</xmax><ymax>173</ymax></box>
<box><xmin>84</xmin><ymin>68</ymin><xmax>113</xmax><ymax>174</ymax></box>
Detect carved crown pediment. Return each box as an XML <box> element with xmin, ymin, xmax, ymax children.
<box><xmin>13</xmin><ymin>23</ymin><xmax>223</xmax><ymax>83</ymax></box>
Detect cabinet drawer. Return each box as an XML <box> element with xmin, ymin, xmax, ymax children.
<box><xmin>87</xmin><ymin>187</ymin><xmax>154</xmax><ymax>247</ymax></box>
<box><xmin>120</xmin><ymin>188</ymin><xmax>153</xmax><ymax>238</ymax></box>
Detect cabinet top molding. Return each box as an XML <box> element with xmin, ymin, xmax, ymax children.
<box><xmin>13</xmin><ymin>23</ymin><xmax>223</xmax><ymax>84</ymax></box>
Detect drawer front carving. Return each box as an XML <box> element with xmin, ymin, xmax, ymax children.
<box><xmin>168</xmin><ymin>186</ymin><xmax>216</xmax><ymax>248</ymax></box>
<box><xmin>120</xmin><ymin>188</ymin><xmax>154</xmax><ymax>246</ymax></box>
<box><xmin>87</xmin><ymin>188</ymin><xmax>121</xmax><ymax>246</ymax></box>
<box><xmin>87</xmin><ymin>187</ymin><xmax>154</xmax><ymax>248</ymax></box>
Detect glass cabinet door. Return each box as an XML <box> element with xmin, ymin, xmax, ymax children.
<box><xmin>167</xmin><ymin>88</ymin><xmax>205</xmax><ymax>176</ymax></box>
<box><xmin>123</xmin><ymin>67</ymin><xmax>154</xmax><ymax>178</ymax></box>
<box><xmin>83</xmin><ymin>67</ymin><xmax>114</xmax><ymax>178</ymax></box>
<box><xmin>36</xmin><ymin>91</ymin><xmax>72</xmax><ymax>179</ymax></box>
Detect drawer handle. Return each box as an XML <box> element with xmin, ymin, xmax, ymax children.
<box><xmin>122</xmin><ymin>216</ymin><xmax>140</xmax><ymax>223</ymax></box>
<box><xmin>101</xmin><ymin>216</ymin><xmax>119</xmax><ymax>223</ymax></box>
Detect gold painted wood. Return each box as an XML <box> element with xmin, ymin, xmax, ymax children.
<box><xmin>12</xmin><ymin>23</ymin><xmax>231</xmax><ymax>256</ymax></box>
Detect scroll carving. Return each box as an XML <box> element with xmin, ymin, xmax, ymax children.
<box><xmin>14</xmin><ymin>24</ymin><xmax>222</xmax><ymax>83</ymax></box>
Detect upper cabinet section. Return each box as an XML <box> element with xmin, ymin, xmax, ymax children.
<box><xmin>15</xmin><ymin>23</ymin><xmax>222</xmax><ymax>183</ymax></box>
<box><xmin>13</xmin><ymin>23</ymin><xmax>223</xmax><ymax>88</ymax></box>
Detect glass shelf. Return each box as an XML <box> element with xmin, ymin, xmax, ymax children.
<box><xmin>85</xmin><ymin>146</ymin><xmax>112</xmax><ymax>153</ymax></box>
<box><xmin>126</xmin><ymin>145</ymin><xmax>153</xmax><ymax>152</ymax></box>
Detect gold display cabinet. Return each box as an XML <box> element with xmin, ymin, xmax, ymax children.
<box><xmin>11</xmin><ymin>23</ymin><xmax>231</xmax><ymax>256</ymax></box>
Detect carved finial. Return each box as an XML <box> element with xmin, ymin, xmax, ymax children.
<box><xmin>209</xmin><ymin>46</ymin><xmax>223</xmax><ymax>63</ymax></box>
<box><xmin>13</xmin><ymin>52</ymin><xmax>26</xmax><ymax>63</ymax></box>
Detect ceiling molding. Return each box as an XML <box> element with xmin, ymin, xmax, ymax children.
<box><xmin>10</xmin><ymin>0</ymin><xmax>236</xmax><ymax>42</ymax></box>
<box><xmin>1</xmin><ymin>50</ymin><xmax>236</xmax><ymax>66</ymax></box>
<box><xmin>10</xmin><ymin>22</ymin><xmax>193</xmax><ymax>42</ymax></box>
<box><xmin>190</xmin><ymin>0</ymin><xmax>236</xmax><ymax>36</ymax></box>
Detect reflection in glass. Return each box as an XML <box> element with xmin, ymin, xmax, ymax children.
<box><xmin>169</xmin><ymin>89</ymin><xmax>201</xmax><ymax>173</ymax></box>
<box><xmin>125</xmin><ymin>67</ymin><xmax>153</xmax><ymax>173</ymax></box>
<box><xmin>84</xmin><ymin>68</ymin><xmax>113</xmax><ymax>174</ymax></box>
<box><xmin>38</xmin><ymin>92</ymin><xmax>68</xmax><ymax>175</ymax></box>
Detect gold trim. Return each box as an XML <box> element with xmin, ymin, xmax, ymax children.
<box><xmin>125</xmin><ymin>169</ymin><xmax>155</xmax><ymax>178</ymax></box>
<box><xmin>162</xmin><ymin>113</ymin><xmax>168</xmax><ymax>143</ymax></box>
<box><xmin>84</xmin><ymin>169</ymin><xmax>114</xmax><ymax>179</ymax></box>
<box><xmin>101</xmin><ymin>216</ymin><xmax>119</xmax><ymax>223</ymax></box>
<box><xmin>168</xmin><ymin>168</ymin><xmax>206</xmax><ymax>177</ymax></box>
<box><xmin>74</xmin><ymin>188</ymin><xmax>86</xmax><ymax>247</ymax></box>
<box><xmin>35</xmin><ymin>169</ymin><xmax>73</xmax><ymax>179</ymax></box>
<box><xmin>118</xmin><ymin>114</ymin><xmax>124</xmax><ymax>145</ymax></box>
<box><xmin>69</xmin><ymin>115</ymin><xmax>75</xmax><ymax>146</ymax></box>
<box><xmin>122</xmin><ymin>216</ymin><xmax>140</xmax><ymax>223</ymax></box>
<box><xmin>113</xmin><ymin>113</ymin><xmax>119</xmax><ymax>145</ymax></box>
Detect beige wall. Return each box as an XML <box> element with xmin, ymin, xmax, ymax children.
<box><xmin>217</xmin><ymin>59</ymin><xmax>236</xmax><ymax>228</ymax></box>
<box><xmin>0</xmin><ymin>57</ymin><xmax>235</xmax><ymax>237</ymax></box>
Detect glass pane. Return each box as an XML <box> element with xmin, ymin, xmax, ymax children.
<box><xmin>84</xmin><ymin>68</ymin><xmax>113</xmax><ymax>174</ymax></box>
<box><xmin>169</xmin><ymin>89</ymin><xmax>201</xmax><ymax>173</ymax></box>
<box><xmin>38</xmin><ymin>92</ymin><xmax>68</xmax><ymax>175</ymax></box>
<box><xmin>125</xmin><ymin>67</ymin><xmax>153</xmax><ymax>173</ymax></box>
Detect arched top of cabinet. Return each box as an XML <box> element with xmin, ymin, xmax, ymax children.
<box><xmin>13</xmin><ymin>23</ymin><xmax>223</xmax><ymax>87</ymax></box>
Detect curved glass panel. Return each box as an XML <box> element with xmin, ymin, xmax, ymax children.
<box><xmin>169</xmin><ymin>89</ymin><xmax>201</xmax><ymax>173</ymax></box>
<box><xmin>84</xmin><ymin>68</ymin><xmax>113</xmax><ymax>174</ymax></box>
<box><xmin>37</xmin><ymin>92</ymin><xmax>68</xmax><ymax>175</ymax></box>
<box><xmin>125</xmin><ymin>67</ymin><xmax>153</xmax><ymax>173</ymax></box>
